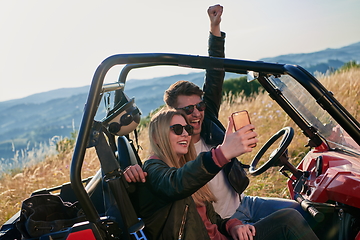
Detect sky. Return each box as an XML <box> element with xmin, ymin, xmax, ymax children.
<box><xmin>1</xmin><ymin>0</ymin><xmax>359</xmax><ymax>102</ymax></box>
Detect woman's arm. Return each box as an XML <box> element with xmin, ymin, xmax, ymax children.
<box><xmin>143</xmin><ymin>151</ymin><xmax>221</xmax><ymax>201</ymax></box>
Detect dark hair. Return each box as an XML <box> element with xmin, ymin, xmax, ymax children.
<box><xmin>164</xmin><ymin>81</ymin><xmax>203</xmax><ymax>108</ymax></box>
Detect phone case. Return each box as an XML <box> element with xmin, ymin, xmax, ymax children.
<box><xmin>231</xmin><ymin>110</ymin><xmax>251</xmax><ymax>131</ymax></box>
<box><xmin>231</xmin><ymin>110</ymin><xmax>256</xmax><ymax>148</ymax></box>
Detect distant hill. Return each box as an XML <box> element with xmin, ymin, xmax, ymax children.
<box><xmin>0</xmin><ymin>41</ymin><xmax>359</xmax><ymax>168</ymax></box>
<box><xmin>0</xmin><ymin>86</ymin><xmax>90</xmax><ymax>113</ymax></box>
<box><xmin>260</xmin><ymin>41</ymin><xmax>360</xmax><ymax>73</ymax></box>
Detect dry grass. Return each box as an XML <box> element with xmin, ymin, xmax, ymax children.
<box><xmin>0</xmin><ymin>142</ymin><xmax>100</xmax><ymax>225</ymax></box>
<box><xmin>1</xmin><ymin>68</ymin><xmax>359</xmax><ymax>226</ymax></box>
<box><xmin>321</xmin><ymin>69</ymin><xmax>360</xmax><ymax>120</ymax></box>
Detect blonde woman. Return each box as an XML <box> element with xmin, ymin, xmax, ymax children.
<box><xmin>128</xmin><ymin>109</ymin><xmax>318</xmax><ymax>240</ymax></box>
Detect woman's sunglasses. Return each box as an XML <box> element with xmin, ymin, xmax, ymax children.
<box><xmin>175</xmin><ymin>101</ymin><xmax>206</xmax><ymax>115</ymax></box>
<box><xmin>170</xmin><ymin>124</ymin><xmax>194</xmax><ymax>135</ymax></box>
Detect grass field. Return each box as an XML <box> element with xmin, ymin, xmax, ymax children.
<box><xmin>1</xmin><ymin>67</ymin><xmax>359</xmax><ymax>226</ymax></box>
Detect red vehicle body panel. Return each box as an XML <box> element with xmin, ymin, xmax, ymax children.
<box><xmin>66</xmin><ymin>229</ymin><xmax>96</xmax><ymax>240</ymax></box>
<box><xmin>288</xmin><ymin>146</ymin><xmax>360</xmax><ymax>209</ymax></box>
<box><xmin>356</xmin><ymin>231</ymin><xmax>360</xmax><ymax>240</ymax></box>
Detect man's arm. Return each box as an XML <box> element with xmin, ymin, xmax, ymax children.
<box><xmin>203</xmin><ymin>4</ymin><xmax>225</xmax><ymax>119</ymax></box>
<box><xmin>208</xmin><ymin>4</ymin><xmax>222</xmax><ymax>37</ymax></box>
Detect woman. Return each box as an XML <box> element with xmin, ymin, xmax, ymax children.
<box><xmin>129</xmin><ymin>109</ymin><xmax>318</xmax><ymax>240</ymax></box>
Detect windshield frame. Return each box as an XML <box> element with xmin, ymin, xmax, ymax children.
<box><xmin>262</xmin><ymin>72</ymin><xmax>359</xmax><ymax>154</ymax></box>
<box><xmin>285</xmin><ymin>65</ymin><xmax>360</xmax><ymax>143</ymax></box>
<box><xmin>254</xmin><ymin>64</ymin><xmax>360</xmax><ymax>149</ymax></box>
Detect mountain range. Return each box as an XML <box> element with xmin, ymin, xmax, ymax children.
<box><xmin>1</xmin><ymin>41</ymin><xmax>359</xmax><ymax>168</ymax></box>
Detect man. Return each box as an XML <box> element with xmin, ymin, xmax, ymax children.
<box><xmin>125</xmin><ymin>4</ymin><xmax>305</xmax><ymax>224</ymax></box>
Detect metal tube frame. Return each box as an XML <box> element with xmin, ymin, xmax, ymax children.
<box><xmin>70</xmin><ymin>53</ymin><xmax>360</xmax><ymax>226</ymax></box>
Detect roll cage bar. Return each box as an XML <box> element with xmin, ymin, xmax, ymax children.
<box><xmin>70</xmin><ymin>53</ymin><xmax>360</xmax><ymax>230</ymax></box>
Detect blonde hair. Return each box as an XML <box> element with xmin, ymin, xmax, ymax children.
<box><xmin>149</xmin><ymin>108</ymin><xmax>216</xmax><ymax>206</ymax></box>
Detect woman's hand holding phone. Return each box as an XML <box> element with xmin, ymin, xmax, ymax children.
<box><xmin>220</xmin><ymin>114</ymin><xmax>258</xmax><ymax>160</ymax></box>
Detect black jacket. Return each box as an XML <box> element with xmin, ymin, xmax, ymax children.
<box><xmin>201</xmin><ymin>32</ymin><xmax>249</xmax><ymax>195</ymax></box>
<box><xmin>132</xmin><ymin>152</ymin><xmax>230</xmax><ymax>240</ymax></box>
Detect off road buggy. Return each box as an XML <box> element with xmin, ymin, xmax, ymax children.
<box><xmin>1</xmin><ymin>53</ymin><xmax>360</xmax><ymax>240</ymax></box>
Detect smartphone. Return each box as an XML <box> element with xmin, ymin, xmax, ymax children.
<box><xmin>231</xmin><ymin>110</ymin><xmax>256</xmax><ymax>147</ymax></box>
<box><xmin>231</xmin><ymin>110</ymin><xmax>251</xmax><ymax>131</ymax></box>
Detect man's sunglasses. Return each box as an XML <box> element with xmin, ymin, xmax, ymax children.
<box><xmin>175</xmin><ymin>101</ymin><xmax>206</xmax><ymax>115</ymax></box>
<box><xmin>170</xmin><ymin>124</ymin><xmax>194</xmax><ymax>135</ymax></box>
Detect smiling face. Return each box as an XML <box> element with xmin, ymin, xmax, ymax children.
<box><xmin>175</xmin><ymin>94</ymin><xmax>204</xmax><ymax>143</ymax></box>
<box><xmin>169</xmin><ymin>114</ymin><xmax>192</xmax><ymax>160</ymax></box>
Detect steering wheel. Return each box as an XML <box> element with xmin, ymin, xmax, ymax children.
<box><xmin>249</xmin><ymin>127</ymin><xmax>294</xmax><ymax>176</ymax></box>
